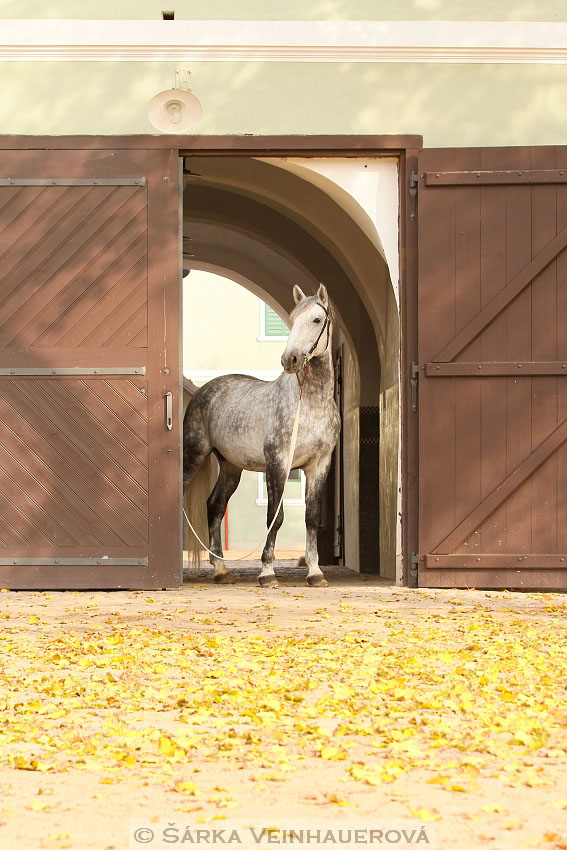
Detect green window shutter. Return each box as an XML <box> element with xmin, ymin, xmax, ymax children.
<box><xmin>264</xmin><ymin>304</ymin><xmax>289</xmax><ymax>336</ymax></box>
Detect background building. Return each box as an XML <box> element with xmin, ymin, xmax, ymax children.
<box><xmin>1</xmin><ymin>2</ymin><xmax>567</xmax><ymax>591</ymax></box>
<box><xmin>183</xmin><ymin>270</ymin><xmax>305</xmax><ymax>552</ymax></box>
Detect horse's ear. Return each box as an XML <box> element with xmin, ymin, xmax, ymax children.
<box><xmin>293</xmin><ymin>284</ymin><xmax>307</xmax><ymax>304</ymax></box>
<box><xmin>317</xmin><ymin>283</ymin><xmax>329</xmax><ymax>307</ymax></box>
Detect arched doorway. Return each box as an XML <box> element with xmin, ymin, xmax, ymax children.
<box><xmin>183</xmin><ymin>155</ymin><xmax>399</xmax><ymax>577</ymax></box>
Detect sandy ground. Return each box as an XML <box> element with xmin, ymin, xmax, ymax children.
<box><xmin>0</xmin><ymin>562</ymin><xmax>566</xmax><ymax>850</ymax></box>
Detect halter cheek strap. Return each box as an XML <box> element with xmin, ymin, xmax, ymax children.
<box><xmin>296</xmin><ymin>301</ymin><xmax>331</xmax><ymax>392</ymax></box>
<box><xmin>306</xmin><ymin>301</ymin><xmax>331</xmax><ymax>361</ymax></box>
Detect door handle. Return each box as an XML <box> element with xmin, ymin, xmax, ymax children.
<box><xmin>165</xmin><ymin>391</ymin><xmax>173</xmax><ymax>430</ymax></box>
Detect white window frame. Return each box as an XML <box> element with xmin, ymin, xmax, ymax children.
<box><xmin>258</xmin><ymin>301</ymin><xmax>290</xmax><ymax>342</ymax></box>
<box><xmin>256</xmin><ymin>470</ymin><xmax>306</xmax><ymax>506</ymax></box>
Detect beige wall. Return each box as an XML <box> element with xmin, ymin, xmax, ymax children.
<box><xmin>1</xmin><ymin>60</ymin><xmax>566</xmax><ymax>148</ymax></box>
<box><xmin>3</xmin><ymin>1</ymin><xmax>567</xmax><ymax>20</ymax></box>
<box><xmin>184</xmin><ymin>270</ymin><xmax>306</xmax><ymax>551</ymax></box>
<box><xmin>183</xmin><ymin>270</ymin><xmax>285</xmax><ymax>374</ymax></box>
<box><xmin>2</xmin><ymin>3</ymin><xmax>567</xmax><ymax>146</ymax></box>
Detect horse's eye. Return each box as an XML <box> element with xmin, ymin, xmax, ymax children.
<box><xmin>313</xmin><ymin>317</ymin><xmax>322</xmax><ymax>324</ymax></box>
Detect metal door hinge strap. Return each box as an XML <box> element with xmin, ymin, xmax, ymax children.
<box><xmin>0</xmin><ymin>178</ymin><xmax>145</xmax><ymax>187</ymax></box>
<box><xmin>409</xmin><ymin>171</ymin><xmax>419</xmax><ymax>219</ymax></box>
<box><xmin>411</xmin><ymin>362</ymin><xmax>419</xmax><ymax>411</ymax></box>
<box><xmin>0</xmin><ymin>558</ymin><xmax>148</xmax><ymax>566</ymax></box>
<box><xmin>0</xmin><ymin>367</ymin><xmax>146</xmax><ymax>376</ymax></box>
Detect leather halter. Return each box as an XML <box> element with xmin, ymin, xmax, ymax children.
<box><xmin>296</xmin><ymin>300</ymin><xmax>331</xmax><ymax>393</ymax></box>
<box><xmin>306</xmin><ymin>300</ymin><xmax>331</xmax><ymax>360</ymax></box>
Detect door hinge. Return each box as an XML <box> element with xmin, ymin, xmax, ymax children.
<box><xmin>411</xmin><ymin>362</ymin><xmax>420</xmax><ymax>412</ymax></box>
<box><xmin>409</xmin><ymin>171</ymin><xmax>419</xmax><ymax>219</ymax></box>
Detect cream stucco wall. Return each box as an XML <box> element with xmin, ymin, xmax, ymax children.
<box><xmin>184</xmin><ymin>270</ymin><xmax>305</xmax><ymax>551</ymax></box>
<box><xmin>183</xmin><ymin>270</ymin><xmax>287</xmax><ymax>374</ymax></box>
<box><xmin>1</xmin><ymin>60</ymin><xmax>566</xmax><ymax>147</ymax></box>
<box><xmin>3</xmin><ymin>1</ymin><xmax>567</xmax><ymax>20</ymax></box>
<box><xmin>2</xmin><ymin>3</ymin><xmax>567</xmax><ymax>145</ymax></box>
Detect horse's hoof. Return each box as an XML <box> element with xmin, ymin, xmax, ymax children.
<box><xmin>306</xmin><ymin>574</ymin><xmax>328</xmax><ymax>587</ymax></box>
<box><xmin>258</xmin><ymin>575</ymin><xmax>279</xmax><ymax>588</ymax></box>
<box><xmin>213</xmin><ymin>572</ymin><xmax>236</xmax><ymax>584</ymax></box>
<box><xmin>297</xmin><ymin>556</ymin><xmax>307</xmax><ymax>567</ymax></box>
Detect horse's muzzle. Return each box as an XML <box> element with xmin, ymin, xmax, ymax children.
<box><xmin>281</xmin><ymin>350</ymin><xmax>301</xmax><ymax>373</ymax></box>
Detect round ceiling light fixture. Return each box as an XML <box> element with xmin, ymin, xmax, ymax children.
<box><xmin>147</xmin><ymin>88</ymin><xmax>202</xmax><ymax>134</ymax></box>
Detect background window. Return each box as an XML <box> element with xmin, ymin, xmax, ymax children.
<box><xmin>259</xmin><ymin>302</ymin><xmax>289</xmax><ymax>339</ymax></box>
<box><xmin>257</xmin><ymin>469</ymin><xmax>305</xmax><ymax>505</ymax></box>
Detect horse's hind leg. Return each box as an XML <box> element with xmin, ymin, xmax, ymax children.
<box><xmin>207</xmin><ymin>458</ymin><xmax>242</xmax><ymax>584</ymax></box>
<box><xmin>183</xmin><ymin>405</ymin><xmax>214</xmax><ymax>565</ymax></box>
<box><xmin>258</xmin><ymin>462</ymin><xmax>287</xmax><ymax>588</ymax></box>
<box><xmin>302</xmin><ymin>453</ymin><xmax>333</xmax><ymax>587</ymax></box>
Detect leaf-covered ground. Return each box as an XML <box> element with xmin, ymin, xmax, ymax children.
<box><xmin>1</xmin><ymin>569</ymin><xmax>567</xmax><ymax>849</ymax></box>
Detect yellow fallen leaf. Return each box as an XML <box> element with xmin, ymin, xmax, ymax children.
<box><xmin>158</xmin><ymin>736</ymin><xmax>175</xmax><ymax>755</ymax></box>
<box><xmin>326</xmin><ymin>793</ymin><xmax>353</xmax><ymax>806</ymax></box>
<box><xmin>28</xmin><ymin>799</ymin><xmax>51</xmax><ymax>811</ymax></box>
<box><xmin>174</xmin><ymin>781</ymin><xmax>198</xmax><ymax>794</ymax></box>
<box><xmin>320</xmin><ymin>746</ymin><xmax>346</xmax><ymax>760</ymax></box>
<box><xmin>408</xmin><ymin>807</ymin><xmax>441</xmax><ymax>822</ymax></box>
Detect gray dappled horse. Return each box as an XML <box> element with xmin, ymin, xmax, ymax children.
<box><xmin>183</xmin><ymin>283</ymin><xmax>340</xmax><ymax>588</ymax></box>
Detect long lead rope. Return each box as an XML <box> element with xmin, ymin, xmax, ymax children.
<box><xmin>183</xmin><ymin>362</ymin><xmax>308</xmax><ymax>563</ymax></box>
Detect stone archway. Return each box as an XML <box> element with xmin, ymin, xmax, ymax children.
<box><xmin>183</xmin><ymin>155</ymin><xmax>398</xmax><ymax>576</ymax></box>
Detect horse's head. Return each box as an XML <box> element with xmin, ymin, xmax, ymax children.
<box><xmin>281</xmin><ymin>283</ymin><xmax>332</xmax><ymax>374</ymax></box>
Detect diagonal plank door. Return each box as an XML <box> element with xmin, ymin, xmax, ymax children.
<box><xmin>0</xmin><ymin>149</ymin><xmax>181</xmax><ymax>589</ymax></box>
<box><xmin>417</xmin><ymin>146</ymin><xmax>567</xmax><ymax>589</ymax></box>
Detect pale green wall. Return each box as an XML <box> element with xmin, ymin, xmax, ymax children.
<box><xmin>227</xmin><ymin>471</ymin><xmax>306</xmax><ymax>551</ymax></box>
<box><xmin>3</xmin><ymin>1</ymin><xmax>567</xmax><ymax>20</ymax></box>
<box><xmin>183</xmin><ymin>271</ymin><xmax>305</xmax><ymax>551</ymax></box>
<box><xmin>1</xmin><ymin>60</ymin><xmax>567</xmax><ymax>147</ymax></box>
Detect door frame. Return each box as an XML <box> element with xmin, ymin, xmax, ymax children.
<box><xmin>0</xmin><ymin>134</ymin><xmax>423</xmax><ymax>586</ymax></box>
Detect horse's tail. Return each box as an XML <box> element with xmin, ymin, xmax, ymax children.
<box><xmin>184</xmin><ymin>457</ymin><xmax>213</xmax><ymax>566</ymax></box>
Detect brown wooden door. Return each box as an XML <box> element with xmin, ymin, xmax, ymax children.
<box><xmin>417</xmin><ymin>146</ymin><xmax>567</xmax><ymax>589</ymax></box>
<box><xmin>0</xmin><ymin>149</ymin><xmax>181</xmax><ymax>589</ymax></box>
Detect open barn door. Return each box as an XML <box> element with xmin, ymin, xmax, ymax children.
<box><xmin>0</xmin><ymin>148</ymin><xmax>181</xmax><ymax>589</ymax></box>
<box><xmin>416</xmin><ymin>146</ymin><xmax>567</xmax><ymax>589</ymax></box>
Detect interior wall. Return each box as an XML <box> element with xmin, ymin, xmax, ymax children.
<box><xmin>379</xmin><ymin>382</ymin><xmax>400</xmax><ymax>580</ymax></box>
<box><xmin>342</xmin><ymin>342</ymin><xmax>361</xmax><ymax>572</ymax></box>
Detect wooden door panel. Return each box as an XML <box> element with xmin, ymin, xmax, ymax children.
<box><xmin>0</xmin><ymin>149</ymin><xmax>180</xmax><ymax>589</ymax></box>
<box><xmin>417</xmin><ymin>146</ymin><xmax>567</xmax><ymax>589</ymax></box>
<box><xmin>0</xmin><ymin>377</ymin><xmax>148</xmax><ymax>549</ymax></box>
<box><xmin>0</xmin><ymin>188</ymin><xmax>147</xmax><ymax>349</ymax></box>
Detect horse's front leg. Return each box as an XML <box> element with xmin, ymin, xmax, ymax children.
<box><xmin>258</xmin><ymin>462</ymin><xmax>287</xmax><ymax>588</ymax></box>
<box><xmin>301</xmin><ymin>453</ymin><xmax>333</xmax><ymax>587</ymax></box>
